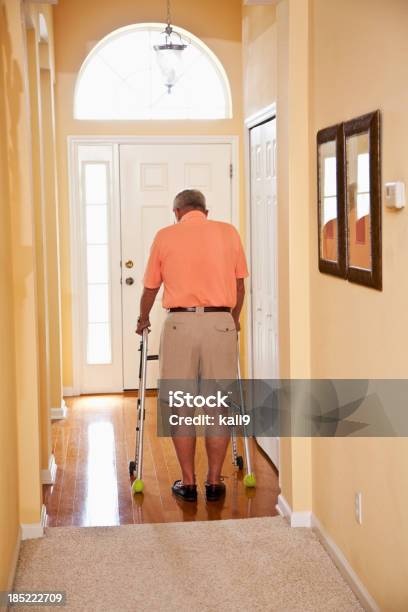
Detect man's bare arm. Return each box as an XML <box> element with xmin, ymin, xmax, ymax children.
<box><xmin>231</xmin><ymin>278</ymin><xmax>245</xmax><ymax>332</ymax></box>
<box><xmin>136</xmin><ymin>286</ymin><xmax>160</xmax><ymax>335</ymax></box>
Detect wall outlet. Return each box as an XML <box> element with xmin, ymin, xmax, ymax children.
<box><xmin>355</xmin><ymin>492</ymin><xmax>363</xmax><ymax>524</ymax></box>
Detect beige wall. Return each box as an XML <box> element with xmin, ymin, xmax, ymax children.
<box><xmin>25</xmin><ymin>2</ymin><xmax>61</xmax><ymax>477</ymax></box>
<box><xmin>0</xmin><ymin>2</ymin><xmax>19</xmax><ymax>589</ymax></box>
<box><xmin>53</xmin><ymin>0</ymin><xmax>245</xmax><ymax>387</ymax></box>
<box><xmin>273</xmin><ymin>0</ymin><xmax>313</xmax><ymax>514</ymax></box>
<box><xmin>243</xmin><ymin>0</ymin><xmax>408</xmax><ymax>605</ymax></box>
<box><xmin>40</xmin><ymin>39</ymin><xmax>64</xmax><ymax>415</ymax></box>
<box><xmin>0</xmin><ymin>0</ymin><xmax>60</xmax><ymax>590</ymax></box>
<box><xmin>27</xmin><ymin>24</ymin><xmax>52</xmax><ymax>475</ymax></box>
<box><xmin>310</xmin><ymin>0</ymin><xmax>408</xmax><ymax>607</ymax></box>
<box><xmin>242</xmin><ymin>4</ymin><xmax>277</xmax><ymax>118</ymax></box>
<box><xmin>242</xmin><ymin>1</ymin><xmax>313</xmax><ymax>513</ymax></box>
<box><xmin>0</xmin><ymin>0</ymin><xmax>46</xmax><ymax>590</ymax></box>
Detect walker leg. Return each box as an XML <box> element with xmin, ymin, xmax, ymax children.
<box><xmin>237</xmin><ymin>339</ymin><xmax>256</xmax><ymax>488</ymax></box>
<box><xmin>131</xmin><ymin>328</ymin><xmax>149</xmax><ymax>494</ymax></box>
<box><xmin>231</xmin><ymin>426</ymin><xmax>237</xmax><ymax>463</ymax></box>
<box><xmin>231</xmin><ymin>427</ymin><xmax>244</xmax><ymax>470</ymax></box>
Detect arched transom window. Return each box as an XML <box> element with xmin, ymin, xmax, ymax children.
<box><xmin>74</xmin><ymin>23</ymin><xmax>232</xmax><ymax>120</ymax></box>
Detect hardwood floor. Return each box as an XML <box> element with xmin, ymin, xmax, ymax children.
<box><xmin>43</xmin><ymin>393</ymin><xmax>280</xmax><ymax>527</ymax></box>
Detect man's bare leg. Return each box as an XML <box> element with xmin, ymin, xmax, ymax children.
<box><xmin>205</xmin><ymin>435</ymin><xmax>230</xmax><ymax>484</ymax></box>
<box><xmin>172</xmin><ymin>436</ymin><xmax>196</xmax><ymax>485</ymax></box>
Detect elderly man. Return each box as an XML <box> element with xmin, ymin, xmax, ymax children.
<box><xmin>136</xmin><ymin>189</ymin><xmax>248</xmax><ymax>502</ymax></box>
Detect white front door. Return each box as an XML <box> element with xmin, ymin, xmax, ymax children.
<box><xmin>73</xmin><ymin>140</ymin><xmax>234</xmax><ymax>393</ymax></box>
<box><xmin>119</xmin><ymin>143</ymin><xmax>233</xmax><ymax>389</ymax></box>
<box><xmin>249</xmin><ymin>118</ymin><xmax>279</xmax><ymax>469</ymax></box>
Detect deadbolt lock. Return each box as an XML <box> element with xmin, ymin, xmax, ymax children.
<box><xmin>125</xmin><ymin>277</ymin><xmax>134</xmax><ymax>285</ymax></box>
<box><xmin>125</xmin><ymin>260</ymin><xmax>134</xmax><ymax>269</ymax></box>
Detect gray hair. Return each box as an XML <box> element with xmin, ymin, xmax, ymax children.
<box><xmin>173</xmin><ymin>189</ymin><xmax>206</xmax><ymax>212</ymax></box>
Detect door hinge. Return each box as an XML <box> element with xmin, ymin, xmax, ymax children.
<box><xmin>229</xmin><ymin>163</ymin><xmax>233</xmax><ymax>179</ymax></box>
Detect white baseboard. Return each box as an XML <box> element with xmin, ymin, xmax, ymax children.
<box><xmin>311</xmin><ymin>514</ymin><xmax>379</xmax><ymax>612</ymax></box>
<box><xmin>276</xmin><ymin>494</ymin><xmax>312</xmax><ymax>527</ymax></box>
<box><xmin>63</xmin><ymin>386</ymin><xmax>76</xmax><ymax>397</ymax></box>
<box><xmin>276</xmin><ymin>493</ymin><xmax>291</xmax><ymax>518</ymax></box>
<box><xmin>276</xmin><ymin>495</ymin><xmax>378</xmax><ymax>610</ymax></box>
<box><xmin>21</xmin><ymin>504</ymin><xmax>47</xmax><ymax>540</ymax></box>
<box><xmin>41</xmin><ymin>453</ymin><xmax>57</xmax><ymax>485</ymax></box>
<box><xmin>50</xmin><ymin>399</ymin><xmax>68</xmax><ymax>420</ymax></box>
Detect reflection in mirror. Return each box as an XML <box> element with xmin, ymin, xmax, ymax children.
<box><xmin>319</xmin><ymin>140</ymin><xmax>338</xmax><ymax>262</ymax></box>
<box><xmin>346</xmin><ymin>132</ymin><xmax>371</xmax><ymax>271</ymax></box>
<box><xmin>317</xmin><ymin>123</ymin><xmax>345</xmax><ymax>278</ymax></box>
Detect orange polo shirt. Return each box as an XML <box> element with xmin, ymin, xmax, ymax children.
<box><xmin>143</xmin><ymin>210</ymin><xmax>249</xmax><ymax>308</ymax></box>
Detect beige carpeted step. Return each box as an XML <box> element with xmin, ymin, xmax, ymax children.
<box><xmin>13</xmin><ymin>516</ymin><xmax>363</xmax><ymax>611</ymax></box>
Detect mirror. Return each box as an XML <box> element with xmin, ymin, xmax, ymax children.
<box><xmin>320</xmin><ymin>140</ymin><xmax>337</xmax><ymax>261</ymax></box>
<box><xmin>346</xmin><ymin>132</ymin><xmax>371</xmax><ymax>270</ymax></box>
<box><xmin>317</xmin><ymin>124</ymin><xmax>346</xmax><ymax>277</ymax></box>
<box><xmin>345</xmin><ymin>111</ymin><xmax>382</xmax><ymax>289</ymax></box>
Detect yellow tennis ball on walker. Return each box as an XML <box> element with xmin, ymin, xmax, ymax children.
<box><xmin>132</xmin><ymin>479</ymin><xmax>144</xmax><ymax>494</ymax></box>
<box><xmin>244</xmin><ymin>473</ymin><xmax>256</xmax><ymax>488</ymax></box>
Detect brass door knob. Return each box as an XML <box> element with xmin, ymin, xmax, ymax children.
<box><xmin>125</xmin><ymin>260</ymin><xmax>134</xmax><ymax>269</ymax></box>
<box><xmin>125</xmin><ymin>277</ymin><xmax>134</xmax><ymax>285</ymax></box>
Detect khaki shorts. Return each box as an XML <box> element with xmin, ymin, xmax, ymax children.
<box><xmin>159</xmin><ymin>310</ymin><xmax>238</xmax><ymax>380</ymax></box>
<box><xmin>158</xmin><ymin>310</ymin><xmax>238</xmax><ymax>436</ymax></box>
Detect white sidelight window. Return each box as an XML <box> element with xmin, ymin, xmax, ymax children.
<box><xmin>83</xmin><ymin>162</ymin><xmax>112</xmax><ymax>364</ymax></box>
<box><xmin>73</xmin><ymin>145</ymin><xmax>123</xmax><ymax>393</ymax></box>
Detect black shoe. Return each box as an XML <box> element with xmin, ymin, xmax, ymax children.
<box><xmin>172</xmin><ymin>480</ymin><xmax>197</xmax><ymax>502</ymax></box>
<box><xmin>205</xmin><ymin>481</ymin><xmax>226</xmax><ymax>502</ymax></box>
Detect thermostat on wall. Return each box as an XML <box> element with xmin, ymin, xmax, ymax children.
<box><xmin>385</xmin><ymin>182</ymin><xmax>405</xmax><ymax>209</ymax></box>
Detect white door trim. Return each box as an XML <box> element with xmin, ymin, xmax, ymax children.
<box><xmin>67</xmin><ymin>139</ymin><xmax>81</xmax><ymax>397</ymax></box>
<box><xmin>243</xmin><ymin>104</ymin><xmax>276</xmax><ymax>377</ymax></box>
<box><xmin>67</xmin><ymin>135</ymin><xmax>240</xmax><ymax>395</ymax></box>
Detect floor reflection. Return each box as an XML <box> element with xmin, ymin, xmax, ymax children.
<box><xmin>85</xmin><ymin>421</ymin><xmax>118</xmax><ymax>526</ymax></box>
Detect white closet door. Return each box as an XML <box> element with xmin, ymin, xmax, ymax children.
<box><xmin>250</xmin><ymin>119</ymin><xmax>279</xmax><ymax>469</ymax></box>
<box><xmin>119</xmin><ymin>143</ymin><xmax>232</xmax><ymax>390</ymax></box>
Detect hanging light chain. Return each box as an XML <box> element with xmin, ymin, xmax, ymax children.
<box><xmin>154</xmin><ymin>0</ymin><xmax>188</xmax><ymax>94</ymax></box>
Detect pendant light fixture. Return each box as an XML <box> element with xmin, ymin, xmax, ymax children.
<box><xmin>154</xmin><ymin>0</ymin><xmax>188</xmax><ymax>94</ymax></box>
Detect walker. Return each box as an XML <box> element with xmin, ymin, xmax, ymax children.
<box><xmin>129</xmin><ymin>328</ymin><xmax>256</xmax><ymax>494</ymax></box>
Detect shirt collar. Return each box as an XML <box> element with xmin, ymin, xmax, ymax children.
<box><xmin>180</xmin><ymin>210</ymin><xmax>207</xmax><ymax>223</ymax></box>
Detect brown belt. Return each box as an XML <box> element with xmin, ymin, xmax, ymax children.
<box><xmin>168</xmin><ymin>307</ymin><xmax>231</xmax><ymax>313</ymax></box>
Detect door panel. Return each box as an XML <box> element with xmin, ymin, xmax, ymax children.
<box><xmin>120</xmin><ymin>143</ymin><xmax>232</xmax><ymax>389</ymax></box>
<box><xmin>250</xmin><ymin>119</ymin><xmax>279</xmax><ymax>469</ymax></box>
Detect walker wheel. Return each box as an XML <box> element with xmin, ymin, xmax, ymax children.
<box><xmin>236</xmin><ymin>455</ymin><xmax>244</xmax><ymax>470</ymax></box>
<box><xmin>129</xmin><ymin>461</ymin><xmax>136</xmax><ymax>477</ymax></box>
